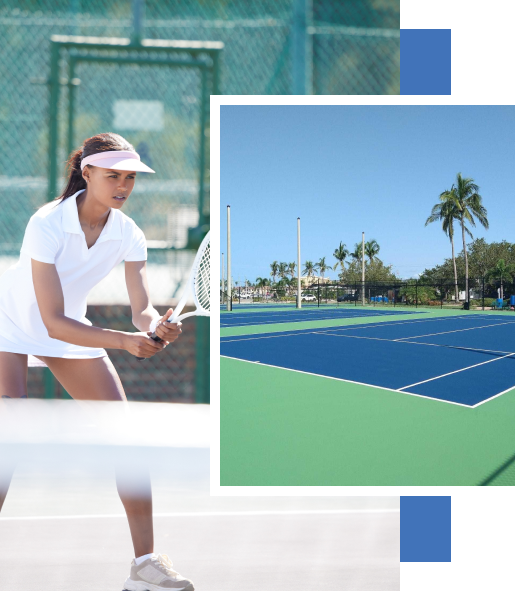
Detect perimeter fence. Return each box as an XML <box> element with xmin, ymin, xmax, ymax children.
<box><xmin>226</xmin><ymin>277</ymin><xmax>516</xmax><ymax>311</ymax></box>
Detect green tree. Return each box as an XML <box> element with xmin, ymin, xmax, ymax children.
<box><xmin>364</xmin><ymin>239</ymin><xmax>380</xmax><ymax>263</ymax></box>
<box><xmin>425</xmin><ymin>188</ymin><xmax>467</xmax><ymax>302</ymax></box>
<box><xmin>288</xmin><ymin>261</ymin><xmax>296</xmax><ymax>281</ymax></box>
<box><xmin>468</xmin><ymin>238</ymin><xmax>515</xmax><ymax>278</ymax></box>
<box><xmin>278</xmin><ymin>262</ymin><xmax>288</xmax><ymax>282</ymax></box>
<box><xmin>350</xmin><ymin>243</ymin><xmax>363</xmax><ymax>261</ymax></box>
<box><xmin>448</xmin><ymin>173</ymin><xmax>489</xmax><ymax>300</ymax></box>
<box><xmin>365</xmin><ymin>259</ymin><xmax>398</xmax><ymax>283</ymax></box>
<box><xmin>486</xmin><ymin>259</ymin><xmax>514</xmax><ymax>299</ymax></box>
<box><xmin>333</xmin><ymin>241</ymin><xmax>349</xmax><ymax>271</ymax></box>
<box><xmin>303</xmin><ymin>260</ymin><xmax>316</xmax><ymax>286</ymax></box>
<box><xmin>315</xmin><ymin>256</ymin><xmax>332</xmax><ymax>280</ymax></box>
<box><xmin>270</xmin><ymin>261</ymin><xmax>279</xmax><ymax>285</ymax></box>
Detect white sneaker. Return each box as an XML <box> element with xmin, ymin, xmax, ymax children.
<box><xmin>123</xmin><ymin>553</ymin><xmax>195</xmax><ymax>590</ymax></box>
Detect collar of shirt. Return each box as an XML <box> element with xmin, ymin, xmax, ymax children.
<box><xmin>62</xmin><ymin>189</ymin><xmax>123</xmax><ymax>243</ymax></box>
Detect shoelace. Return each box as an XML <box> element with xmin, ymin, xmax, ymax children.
<box><xmin>153</xmin><ymin>554</ymin><xmax>180</xmax><ymax>577</ymax></box>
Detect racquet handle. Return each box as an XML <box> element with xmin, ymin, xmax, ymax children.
<box><xmin>136</xmin><ymin>331</ymin><xmax>164</xmax><ymax>361</ymax></box>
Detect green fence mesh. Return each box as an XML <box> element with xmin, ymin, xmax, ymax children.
<box><xmin>0</xmin><ymin>0</ymin><xmax>399</xmax><ymax>401</ymax></box>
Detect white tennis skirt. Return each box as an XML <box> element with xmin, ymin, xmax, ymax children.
<box><xmin>0</xmin><ymin>332</ymin><xmax>108</xmax><ymax>368</ymax></box>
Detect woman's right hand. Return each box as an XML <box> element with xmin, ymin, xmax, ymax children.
<box><xmin>122</xmin><ymin>332</ymin><xmax>167</xmax><ymax>358</ymax></box>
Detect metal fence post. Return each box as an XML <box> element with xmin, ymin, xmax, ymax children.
<box><xmin>47</xmin><ymin>41</ymin><xmax>60</xmax><ymax>203</ymax></box>
<box><xmin>292</xmin><ymin>0</ymin><xmax>313</xmax><ymax>95</ymax></box>
<box><xmin>43</xmin><ymin>367</ymin><xmax>55</xmax><ymax>399</ymax></box>
<box><xmin>415</xmin><ymin>280</ymin><xmax>418</xmax><ymax>309</ymax></box>
<box><xmin>482</xmin><ymin>276</ymin><xmax>485</xmax><ymax>310</ymax></box>
<box><xmin>195</xmin><ymin>317</ymin><xmax>209</xmax><ymax>403</ymax></box>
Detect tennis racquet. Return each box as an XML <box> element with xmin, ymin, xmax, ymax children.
<box><xmin>138</xmin><ymin>231</ymin><xmax>210</xmax><ymax>361</ymax></box>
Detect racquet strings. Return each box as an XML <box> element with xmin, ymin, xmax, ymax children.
<box><xmin>194</xmin><ymin>239</ymin><xmax>210</xmax><ymax>312</ymax></box>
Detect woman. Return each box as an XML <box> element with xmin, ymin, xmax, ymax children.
<box><xmin>0</xmin><ymin>133</ymin><xmax>195</xmax><ymax>591</ymax></box>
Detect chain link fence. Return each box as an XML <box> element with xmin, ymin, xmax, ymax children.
<box><xmin>227</xmin><ymin>277</ymin><xmax>516</xmax><ymax>311</ymax></box>
<box><xmin>1</xmin><ymin>0</ymin><xmax>399</xmax><ymax>401</ymax></box>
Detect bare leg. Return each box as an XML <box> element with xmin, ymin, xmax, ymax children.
<box><xmin>0</xmin><ymin>461</ymin><xmax>15</xmax><ymax>513</ymax></box>
<box><xmin>36</xmin><ymin>355</ymin><xmax>154</xmax><ymax>557</ymax></box>
<box><xmin>115</xmin><ymin>462</ymin><xmax>154</xmax><ymax>557</ymax></box>
<box><xmin>0</xmin><ymin>352</ymin><xmax>28</xmax><ymax>512</ymax></box>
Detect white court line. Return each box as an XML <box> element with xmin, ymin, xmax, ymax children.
<box><xmin>220</xmin><ymin>311</ymin><xmax>402</xmax><ymax>327</ymax></box>
<box><xmin>471</xmin><ymin>386</ymin><xmax>516</xmax><ymax>408</ymax></box>
<box><xmin>397</xmin><ymin>353</ymin><xmax>515</xmax><ymax>391</ymax></box>
<box><xmin>0</xmin><ymin>508</ymin><xmax>400</xmax><ymax>521</ymax></box>
<box><xmin>220</xmin><ymin>355</ymin><xmax>473</xmax><ymax>408</ymax></box>
<box><xmin>394</xmin><ymin>321</ymin><xmax>515</xmax><ymax>341</ymax></box>
<box><xmin>221</xmin><ymin>314</ymin><xmax>513</xmax><ymax>341</ymax></box>
<box><xmin>313</xmin><ymin>331</ymin><xmax>512</xmax><ymax>356</ymax></box>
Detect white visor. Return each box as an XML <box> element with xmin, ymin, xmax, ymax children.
<box><xmin>80</xmin><ymin>150</ymin><xmax>155</xmax><ymax>173</ymax></box>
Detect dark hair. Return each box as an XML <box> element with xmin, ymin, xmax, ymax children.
<box><xmin>55</xmin><ymin>132</ymin><xmax>135</xmax><ymax>203</ymax></box>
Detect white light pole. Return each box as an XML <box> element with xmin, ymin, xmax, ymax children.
<box><xmin>227</xmin><ymin>206</ymin><xmax>232</xmax><ymax>311</ymax></box>
<box><xmin>221</xmin><ymin>252</ymin><xmax>225</xmax><ymax>305</ymax></box>
<box><xmin>362</xmin><ymin>231</ymin><xmax>365</xmax><ymax>306</ymax></box>
<box><xmin>297</xmin><ymin>217</ymin><xmax>302</xmax><ymax>308</ymax></box>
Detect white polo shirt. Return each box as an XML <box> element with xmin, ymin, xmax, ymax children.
<box><xmin>0</xmin><ymin>189</ymin><xmax>147</xmax><ymax>359</ymax></box>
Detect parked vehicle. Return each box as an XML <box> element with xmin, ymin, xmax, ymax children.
<box><xmin>302</xmin><ymin>294</ymin><xmax>316</xmax><ymax>301</ymax></box>
<box><xmin>337</xmin><ymin>293</ymin><xmax>358</xmax><ymax>302</ymax></box>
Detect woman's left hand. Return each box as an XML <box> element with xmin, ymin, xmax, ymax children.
<box><xmin>151</xmin><ymin>308</ymin><xmax>182</xmax><ymax>344</ymax></box>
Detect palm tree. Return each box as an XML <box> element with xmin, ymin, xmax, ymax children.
<box><xmin>425</xmin><ymin>189</ymin><xmax>468</xmax><ymax>302</ymax></box>
<box><xmin>303</xmin><ymin>260</ymin><xmax>316</xmax><ymax>287</ymax></box>
<box><xmin>270</xmin><ymin>261</ymin><xmax>279</xmax><ymax>285</ymax></box>
<box><xmin>278</xmin><ymin>262</ymin><xmax>288</xmax><ymax>282</ymax></box>
<box><xmin>486</xmin><ymin>259</ymin><xmax>514</xmax><ymax>300</ymax></box>
<box><xmin>364</xmin><ymin>239</ymin><xmax>380</xmax><ymax>264</ymax></box>
<box><xmin>255</xmin><ymin>277</ymin><xmax>270</xmax><ymax>300</ymax></box>
<box><xmin>349</xmin><ymin>243</ymin><xmax>362</xmax><ymax>261</ymax></box>
<box><xmin>333</xmin><ymin>241</ymin><xmax>349</xmax><ymax>271</ymax></box>
<box><xmin>286</xmin><ymin>262</ymin><xmax>296</xmax><ymax>298</ymax></box>
<box><xmin>447</xmin><ymin>173</ymin><xmax>489</xmax><ymax>302</ymax></box>
<box><xmin>315</xmin><ymin>257</ymin><xmax>332</xmax><ymax>280</ymax></box>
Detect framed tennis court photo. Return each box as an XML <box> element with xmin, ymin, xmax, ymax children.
<box><xmin>215</xmin><ymin>100</ymin><xmax>515</xmax><ymax>488</ymax></box>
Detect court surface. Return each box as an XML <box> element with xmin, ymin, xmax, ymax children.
<box><xmin>221</xmin><ymin>305</ymin><xmax>422</xmax><ymax>327</ymax></box>
<box><xmin>220</xmin><ymin>308</ymin><xmax>515</xmax><ymax>486</ymax></box>
<box><xmin>222</xmin><ymin>313</ymin><xmax>514</xmax><ymax>406</ymax></box>
<box><xmin>0</xmin><ymin>401</ymin><xmax>400</xmax><ymax>591</ymax></box>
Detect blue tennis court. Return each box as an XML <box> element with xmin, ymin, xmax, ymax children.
<box><xmin>221</xmin><ymin>314</ymin><xmax>515</xmax><ymax>407</ymax></box>
<box><xmin>221</xmin><ymin>306</ymin><xmax>422</xmax><ymax>327</ymax></box>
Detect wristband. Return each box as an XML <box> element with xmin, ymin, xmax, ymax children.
<box><xmin>149</xmin><ymin>315</ymin><xmax>163</xmax><ymax>334</ymax></box>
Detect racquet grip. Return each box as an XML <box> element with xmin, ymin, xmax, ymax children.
<box><xmin>136</xmin><ymin>331</ymin><xmax>164</xmax><ymax>361</ymax></box>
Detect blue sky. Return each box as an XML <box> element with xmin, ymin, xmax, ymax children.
<box><xmin>220</xmin><ymin>105</ymin><xmax>514</xmax><ymax>284</ymax></box>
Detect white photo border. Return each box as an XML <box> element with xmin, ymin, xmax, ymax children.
<box><xmin>210</xmin><ymin>95</ymin><xmax>525</xmax><ymax>496</ymax></box>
